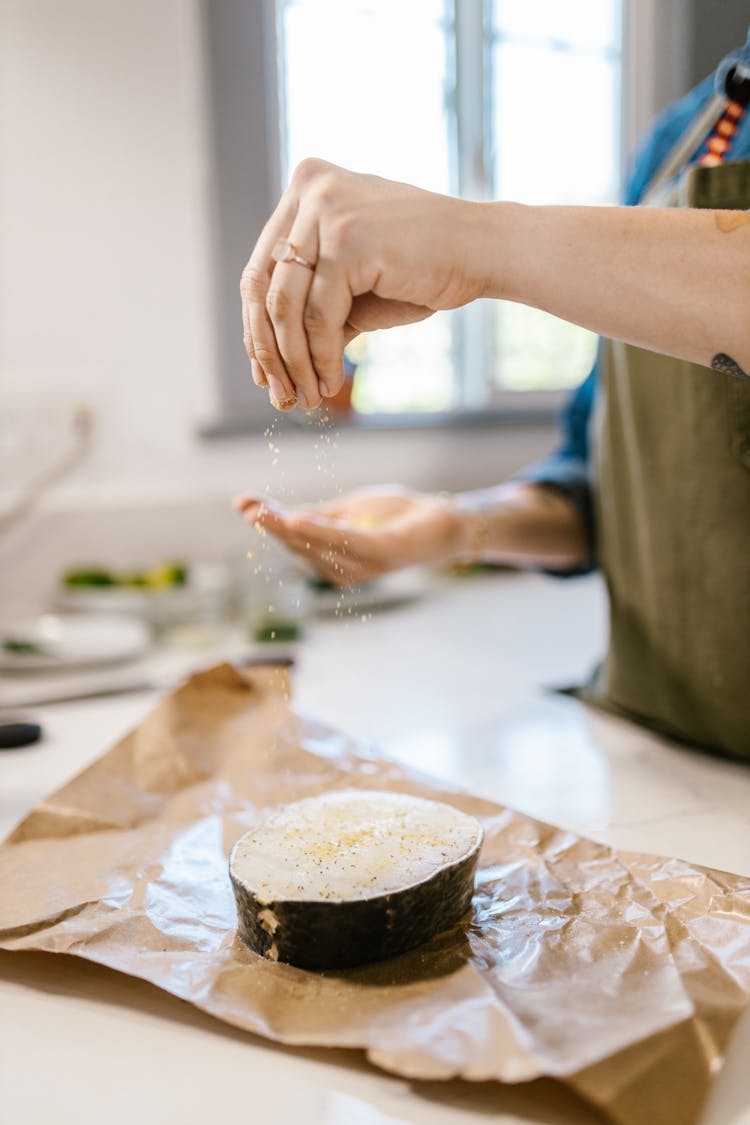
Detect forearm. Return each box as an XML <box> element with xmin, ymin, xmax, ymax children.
<box><xmin>479</xmin><ymin>202</ymin><xmax>750</xmax><ymax>375</ymax></box>
<box><xmin>452</xmin><ymin>480</ymin><xmax>590</xmax><ymax>572</ymax></box>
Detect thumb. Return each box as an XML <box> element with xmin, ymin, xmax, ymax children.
<box><xmin>346</xmin><ymin>293</ymin><xmax>433</xmax><ymax>337</ymax></box>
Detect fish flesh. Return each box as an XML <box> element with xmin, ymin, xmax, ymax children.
<box><xmin>229</xmin><ymin>789</ymin><xmax>483</xmax><ymax>970</ymax></box>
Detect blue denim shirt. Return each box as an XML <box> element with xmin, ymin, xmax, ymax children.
<box><xmin>520</xmin><ymin>27</ymin><xmax>750</xmax><ymax>565</ymax></box>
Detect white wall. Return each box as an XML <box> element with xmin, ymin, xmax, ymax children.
<box><xmin>0</xmin><ymin>0</ymin><xmax>219</xmax><ymax>487</ymax></box>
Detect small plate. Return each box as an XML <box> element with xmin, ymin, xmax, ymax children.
<box><xmin>56</xmin><ymin>565</ymin><xmax>229</xmax><ymax>628</ymax></box>
<box><xmin>57</xmin><ymin>585</ymin><xmax>191</xmax><ymax>623</ymax></box>
<box><xmin>0</xmin><ymin>614</ymin><xmax>151</xmax><ymax>672</ymax></box>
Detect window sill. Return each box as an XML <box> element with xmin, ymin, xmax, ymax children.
<box><xmin>198</xmin><ymin>398</ymin><xmax>561</xmax><ymax>440</ymax></box>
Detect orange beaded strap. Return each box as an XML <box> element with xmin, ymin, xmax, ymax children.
<box><xmin>698</xmin><ymin>71</ymin><xmax>750</xmax><ymax>168</ymax></box>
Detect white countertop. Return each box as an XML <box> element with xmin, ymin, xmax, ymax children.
<box><xmin>2</xmin><ymin>570</ymin><xmax>750</xmax><ymax>1125</ymax></box>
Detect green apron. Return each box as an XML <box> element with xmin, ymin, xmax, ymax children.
<box><xmin>589</xmin><ymin>131</ymin><xmax>750</xmax><ymax>760</ymax></box>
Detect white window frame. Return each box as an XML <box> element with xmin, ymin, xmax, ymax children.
<box><xmin>203</xmin><ymin>0</ymin><xmax>691</xmax><ymax>434</ymax></box>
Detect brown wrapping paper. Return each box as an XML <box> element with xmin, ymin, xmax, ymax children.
<box><xmin>1</xmin><ymin>663</ymin><xmax>750</xmax><ymax>1124</ymax></box>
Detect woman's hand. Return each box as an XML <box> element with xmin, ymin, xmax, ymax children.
<box><xmin>234</xmin><ymin>480</ymin><xmax>590</xmax><ymax>581</ymax></box>
<box><xmin>240</xmin><ymin>159</ymin><xmax>487</xmax><ymax>412</ymax></box>
<box><xmin>243</xmin><ymin>159</ymin><xmax>750</xmax><ymax>407</ymax></box>
<box><xmin>233</xmin><ymin>487</ymin><xmax>471</xmax><ymax>586</ymax></box>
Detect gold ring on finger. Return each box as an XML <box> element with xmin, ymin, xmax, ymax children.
<box><xmin>272</xmin><ymin>238</ymin><xmax>316</xmax><ymax>271</ymax></box>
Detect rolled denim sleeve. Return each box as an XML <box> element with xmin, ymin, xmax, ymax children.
<box><xmin>513</xmin><ymin>360</ymin><xmax>598</xmax><ymax>572</ymax></box>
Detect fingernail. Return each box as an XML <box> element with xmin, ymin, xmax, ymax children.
<box><xmin>270</xmin><ymin>395</ymin><xmax>298</xmax><ymax>412</ymax></box>
<box><xmin>268</xmin><ymin>375</ymin><xmax>296</xmax><ymax>409</ymax></box>
<box><xmin>251</xmin><ymin>360</ymin><xmax>266</xmax><ymax>387</ymax></box>
<box><xmin>319</xmin><ymin>380</ymin><xmax>331</xmax><ymax>397</ymax></box>
<box><xmin>296</xmin><ymin>388</ymin><xmax>308</xmax><ymax>410</ymax></box>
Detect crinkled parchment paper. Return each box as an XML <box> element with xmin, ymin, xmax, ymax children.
<box><xmin>1</xmin><ymin>664</ymin><xmax>750</xmax><ymax>1124</ymax></box>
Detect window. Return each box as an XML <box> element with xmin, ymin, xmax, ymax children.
<box><xmin>488</xmin><ymin>1</ymin><xmax>621</xmax><ymax>394</ymax></box>
<box><xmin>275</xmin><ymin>0</ymin><xmax>623</xmax><ymax>416</ymax></box>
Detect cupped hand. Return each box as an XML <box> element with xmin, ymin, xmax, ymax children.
<box><xmin>240</xmin><ymin>159</ymin><xmax>487</xmax><ymax>412</ymax></box>
<box><xmin>233</xmin><ymin>486</ymin><xmax>471</xmax><ymax>586</ymax></box>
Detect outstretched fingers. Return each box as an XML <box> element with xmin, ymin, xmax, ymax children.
<box><xmin>234</xmin><ymin>496</ymin><xmax>389</xmax><ymax>585</ymax></box>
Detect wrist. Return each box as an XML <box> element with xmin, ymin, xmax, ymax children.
<box><xmin>476</xmin><ymin>201</ymin><xmax>532</xmax><ymax>303</ymax></box>
<box><xmin>448</xmin><ymin>493</ymin><xmax>507</xmax><ymax>562</ymax></box>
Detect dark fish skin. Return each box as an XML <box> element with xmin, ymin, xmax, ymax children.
<box><xmin>231</xmin><ymin>847</ymin><xmax>481</xmax><ymax>971</ymax></box>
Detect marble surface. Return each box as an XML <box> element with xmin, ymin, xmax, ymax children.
<box><xmin>2</xmin><ymin>569</ymin><xmax>750</xmax><ymax>1125</ymax></box>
